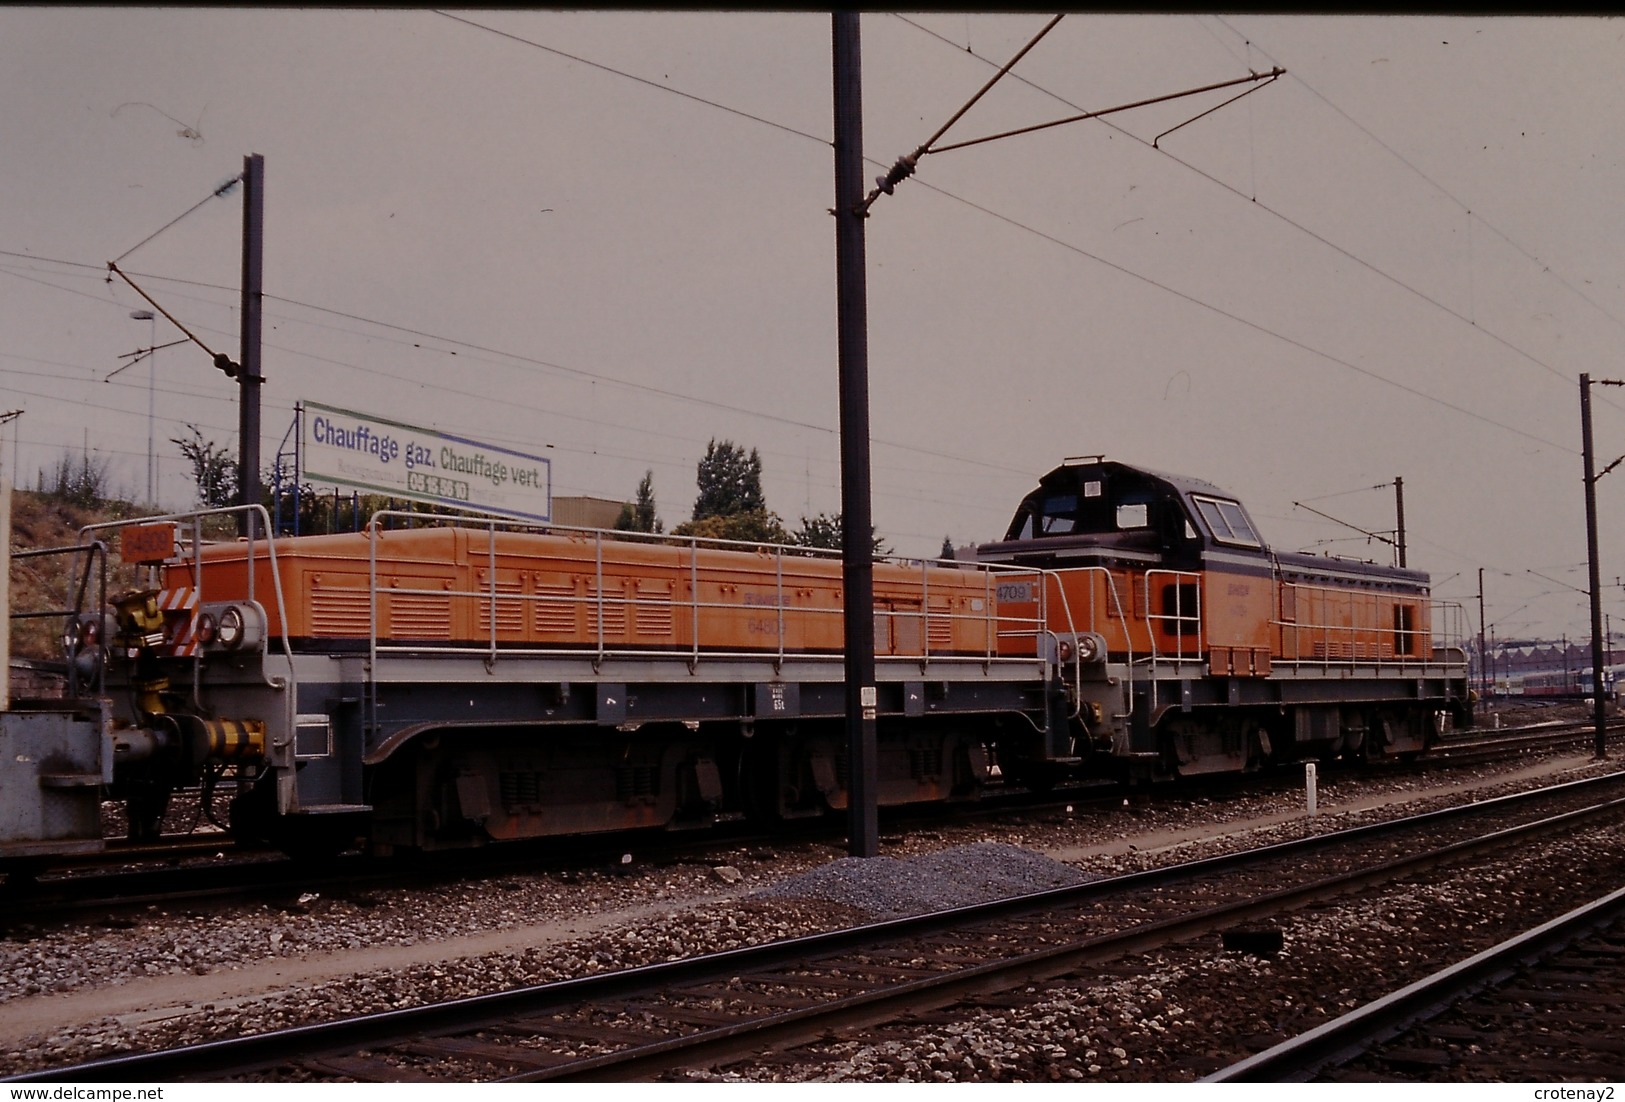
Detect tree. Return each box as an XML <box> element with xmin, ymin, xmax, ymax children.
<box><xmin>172</xmin><ymin>424</ymin><xmax>239</xmax><ymax>509</ymax></box>
<box><xmin>940</xmin><ymin>535</ymin><xmax>955</xmax><ymax>560</ymax></box>
<box><xmin>692</xmin><ymin>439</ymin><xmax>765</xmax><ymax>521</ymax></box>
<box><xmin>791</xmin><ymin>511</ymin><xmax>888</xmax><ymax>555</ymax></box>
<box><xmin>673</xmin><ymin>438</ymin><xmax>791</xmax><ymax>545</ymax></box>
<box><xmin>614</xmin><ymin>469</ymin><xmax>663</xmax><ymax>533</ymax></box>
<box><xmin>36</xmin><ymin>451</ymin><xmax>115</xmax><ymax>509</ymax></box>
<box><xmin>675</xmin><ymin>509</ymin><xmax>790</xmax><ymax>546</ymax></box>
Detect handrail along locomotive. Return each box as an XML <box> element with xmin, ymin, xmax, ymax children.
<box><xmin>5</xmin><ymin>457</ymin><xmax>1471</xmax><ymax>860</ymax></box>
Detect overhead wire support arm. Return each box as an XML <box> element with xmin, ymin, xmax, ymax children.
<box><xmin>859</xmin><ymin>56</ymin><xmax>1284</xmax><ymax>214</ymax></box>
<box><xmin>1153</xmin><ymin>71</ymin><xmax>1284</xmax><ymax>149</ymax></box>
<box><xmin>1589</xmin><ymin>379</ymin><xmax>1625</xmax><ymax>481</ymax></box>
<box><xmin>105</xmin><ymin>261</ymin><xmax>242</xmax><ymax>378</ymax></box>
<box><xmin>858</xmin><ymin>14</ymin><xmax>1065</xmax><ymax>214</ymax></box>
<box><xmin>1291</xmin><ymin>500</ymin><xmax>1397</xmax><ymax>550</ymax></box>
<box><xmin>930</xmin><ymin>67</ymin><xmax>1287</xmax><ymax>156</ymax></box>
<box><xmin>105</xmin><ymin>337</ymin><xmax>191</xmax><ymax>382</ymax></box>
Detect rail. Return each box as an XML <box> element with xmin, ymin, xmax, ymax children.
<box><xmin>24</xmin><ymin>771</ymin><xmax>1625</xmax><ymax>1084</ymax></box>
<box><xmin>361</xmin><ymin>512</ymin><xmax>1062</xmax><ymax>679</ymax></box>
<box><xmin>1207</xmin><ymin>883</ymin><xmax>1625</xmax><ymax>1082</ymax></box>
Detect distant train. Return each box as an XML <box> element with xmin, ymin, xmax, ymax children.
<box><xmin>1501</xmin><ymin>666</ymin><xmax>1622</xmax><ymax>699</ymax></box>
<box><xmin>6</xmin><ymin>457</ymin><xmax>1472</xmax><ymax>860</ymax></box>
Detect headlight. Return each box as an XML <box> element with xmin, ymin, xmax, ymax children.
<box><xmin>63</xmin><ymin>615</ymin><xmax>103</xmax><ymax>653</ymax></box>
<box><xmin>217</xmin><ymin>605</ymin><xmax>245</xmax><ymax>649</ymax></box>
<box><xmin>1076</xmin><ymin>634</ymin><xmax>1100</xmax><ymax>662</ymax></box>
<box><xmin>195</xmin><ymin>601</ymin><xmax>265</xmax><ymax>651</ymax></box>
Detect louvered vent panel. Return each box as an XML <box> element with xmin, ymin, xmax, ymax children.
<box><xmin>1104</xmin><ymin>572</ymin><xmax>1128</xmax><ymax>619</ymax></box>
<box><xmin>589</xmin><ymin>581</ymin><xmax>627</xmax><ymax>637</ymax></box>
<box><xmin>533</xmin><ymin>582</ymin><xmax>578</xmax><ymax>636</ymax></box>
<box><xmin>478</xmin><ymin>582</ymin><xmax>525</xmax><ymax>635</ymax></box>
<box><xmin>310</xmin><ymin>587</ymin><xmax>371</xmax><ymax>636</ymax></box>
<box><xmin>389</xmin><ymin>592</ymin><xmax>453</xmax><ymax>639</ymax></box>
<box><xmin>927</xmin><ymin>598</ymin><xmax>954</xmax><ymax>648</ymax></box>
<box><xmin>634</xmin><ymin>581</ymin><xmax>674</xmax><ymax>637</ymax></box>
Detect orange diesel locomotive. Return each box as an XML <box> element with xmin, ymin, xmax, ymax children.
<box><xmin>978</xmin><ymin>458</ymin><xmax>1469</xmax><ymax>783</ymax></box>
<box><xmin>43</xmin><ymin>457</ymin><xmax>1468</xmax><ymax>855</ymax></box>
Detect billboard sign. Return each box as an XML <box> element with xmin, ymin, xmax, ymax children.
<box><xmin>302</xmin><ymin>401</ymin><xmax>551</xmax><ymax>522</ymax></box>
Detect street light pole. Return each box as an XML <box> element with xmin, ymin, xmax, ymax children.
<box><xmin>130</xmin><ymin>309</ymin><xmax>156</xmax><ymax>505</ymax></box>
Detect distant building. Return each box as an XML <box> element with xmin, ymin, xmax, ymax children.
<box><xmin>551</xmin><ymin>495</ymin><xmax>625</xmax><ymax>530</ymax></box>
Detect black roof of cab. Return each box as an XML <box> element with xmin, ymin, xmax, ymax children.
<box><xmin>975</xmin><ymin>458</ymin><xmax>1235</xmax><ymax>570</ymax></box>
<box><xmin>975</xmin><ymin>458</ymin><xmax>1430</xmax><ymax>589</ymax></box>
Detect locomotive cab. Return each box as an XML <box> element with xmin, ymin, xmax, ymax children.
<box><xmin>993</xmin><ymin>457</ymin><xmax>1253</xmax><ymax>572</ymax></box>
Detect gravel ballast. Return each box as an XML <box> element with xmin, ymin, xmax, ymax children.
<box><xmin>751</xmin><ymin>841</ymin><xmax>1097</xmax><ymax>918</ymax></box>
<box><xmin>0</xmin><ymin>726</ymin><xmax>1617</xmax><ymax>1081</ymax></box>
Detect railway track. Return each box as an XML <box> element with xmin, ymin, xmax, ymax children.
<box><xmin>1429</xmin><ymin>715</ymin><xmax>1619</xmax><ymax>763</ymax></box>
<box><xmin>2</xmin><ymin>717</ymin><xmax>1608</xmax><ymax>921</ymax></box>
<box><xmin>1209</xmin><ymin>884</ymin><xmax>1625</xmax><ymax>1082</ymax></box>
<box><xmin>11</xmin><ymin>768</ymin><xmax>1625</xmax><ymax>1083</ymax></box>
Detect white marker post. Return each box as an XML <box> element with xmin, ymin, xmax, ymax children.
<box><xmin>1305</xmin><ymin>762</ymin><xmax>1318</xmax><ymax>817</ymax></box>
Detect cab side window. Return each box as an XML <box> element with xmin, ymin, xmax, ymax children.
<box><xmin>1191</xmin><ymin>494</ymin><xmax>1262</xmax><ymax>548</ymax></box>
<box><xmin>1039</xmin><ymin>493</ymin><xmax>1078</xmax><ymax>535</ymax></box>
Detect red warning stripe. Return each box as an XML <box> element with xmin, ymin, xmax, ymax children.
<box><xmin>158</xmin><ymin>587</ymin><xmax>200</xmax><ymax>657</ymax></box>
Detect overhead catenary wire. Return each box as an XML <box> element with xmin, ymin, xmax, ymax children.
<box><xmin>904</xmin><ymin>174</ymin><xmax>1570</xmax><ymax>454</ymax></box>
<box><xmin>1295</xmin><ymin>481</ymin><xmax>1394</xmax><ymax>504</ymax></box>
<box><xmin>893</xmin><ymin>14</ymin><xmax>1606</xmax><ymax>405</ymax></box>
<box><xmin>1204</xmin><ymin>15</ymin><xmax>1625</xmax><ymax>395</ymax></box>
<box><xmin>0</xmin><ymin>18</ymin><xmax>1605</xmax><ymax>595</ymax></box>
<box><xmin>1209</xmin><ymin>15</ymin><xmax>1625</xmax><ymax>345</ymax></box>
<box><xmin>432</xmin><ymin>11</ymin><xmax>817</xmax><ymax>145</ymax></box>
<box><xmin>265</xmin><ymin>27</ymin><xmax>1578</xmax><ymax>456</ymax></box>
<box><xmin>0</xmin><ymin>93</ymin><xmax>1578</xmax><ymax>529</ymax></box>
<box><xmin>4</xmin><ymin>89</ymin><xmax>1578</xmax><ymax>471</ymax></box>
<box><xmin>3</xmin><ymin>20</ymin><xmax>1572</xmax><ymax>475</ymax></box>
<box><xmin>1291</xmin><ymin>499</ymin><xmax>1398</xmax><ymax>550</ymax></box>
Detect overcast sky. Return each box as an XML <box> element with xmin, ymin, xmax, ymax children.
<box><xmin>2</xmin><ymin>9</ymin><xmax>1623</xmax><ymax>647</ymax></box>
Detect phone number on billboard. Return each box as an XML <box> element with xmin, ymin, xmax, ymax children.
<box><xmin>407</xmin><ymin>471</ymin><xmax>471</xmax><ymax>501</ymax></box>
